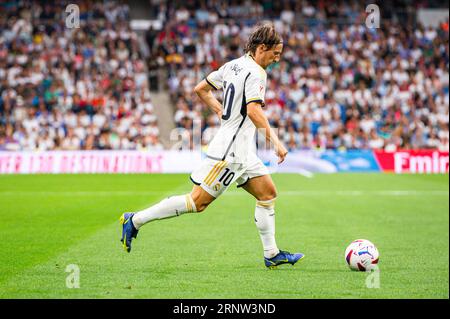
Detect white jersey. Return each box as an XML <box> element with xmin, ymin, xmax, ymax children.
<box><xmin>205</xmin><ymin>54</ymin><xmax>267</xmax><ymax>163</ymax></box>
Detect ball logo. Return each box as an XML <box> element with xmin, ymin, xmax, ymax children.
<box><xmin>213</xmin><ymin>183</ymin><xmax>221</xmax><ymax>191</ymax></box>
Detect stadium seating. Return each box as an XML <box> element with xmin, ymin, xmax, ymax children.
<box><xmin>155</xmin><ymin>0</ymin><xmax>449</xmax><ymax>152</ymax></box>
<box><xmin>0</xmin><ymin>1</ymin><xmax>163</xmax><ymax>151</ymax></box>
<box><xmin>0</xmin><ymin>0</ymin><xmax>448</xmax><ymax>152</ymax></box>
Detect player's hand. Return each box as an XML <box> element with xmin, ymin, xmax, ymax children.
<box><xmin>217</xmin><ymin>110</ymin><xmax>223</xmax><ymax>119</ymax></box>
<box><xmin>276</xmin><ymin>144</ymin><xmax>288</xmax><ymax>164</ymax></box>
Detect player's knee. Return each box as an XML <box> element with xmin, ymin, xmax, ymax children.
<box><xmin>197</xmin><ymin>204</ymin><xmax>208</xmax><ymax>213</ymax></box>
<box><xmin>190</xmin><ymin>194</ymin><xmax>211</xmax><ymax>213</ymax></box>
<box><xmin>192</xmin><ymin>198</ymin><xmax>211</xmax><ymax>212</ymax></box>
<box><xmin>258</xmin><ymin>189</ymin><xmax>277</xmax><ymax>201</ymax></box>
<box><xmin>190</xmin><ymin>186</ymin><xmax>215</xmax><ymax>213</ymax></box>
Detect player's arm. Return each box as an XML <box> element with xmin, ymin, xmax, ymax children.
<box><xmin>194</xmin><ymin>80</ymin><xmax>223</xmax><ymax>118</ymax></box>
<box><xmin>247</xmin><ymin>102</ymin><xmax>288</xmax><ymax>164</ymax></box>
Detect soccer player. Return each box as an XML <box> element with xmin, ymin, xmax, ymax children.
<box><xmin>120</xmin><ymin>24</ymin><xmax>304</xmax><ymax>268</ymax></box>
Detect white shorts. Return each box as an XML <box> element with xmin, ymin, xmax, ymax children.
<box><xmin>190</xmin><ymin>152</ymin><xmax>270</xmax><ymax>198</ymax></box>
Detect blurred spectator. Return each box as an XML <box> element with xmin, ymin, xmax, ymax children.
<box><xmin>0</xmin><ymin>0</ymin><xmax>162</xmax><ymax>151</ymax></box>
<box><xmin>150</xmin><ymin>0</ymin><xmax>449</xmax><ymax>152</ymax></box>
<box><xmin>1</xmin><ymin>0</ymin><xmax>449</xmax><ymax>153</ymax></box>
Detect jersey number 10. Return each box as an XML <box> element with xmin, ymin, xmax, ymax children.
<box><xmin>219</xmin><ymin>168</ymin><xmax>235</xmax><ymax>186</ymax></box>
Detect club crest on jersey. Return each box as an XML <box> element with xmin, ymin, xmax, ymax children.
<box><xmin>231</xmin><ymin>64</ymin><xmax>243</xmax><ymax>76</ymax></box>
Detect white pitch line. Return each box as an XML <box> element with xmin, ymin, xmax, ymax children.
<box><xmin>297</xmin><ymin>168</ymin><xmax>314</xmax><ymax>179</ymax></box>
<box><xmin>0</xmin><ymin>190</ymin><xmax>447</xmax><ymax>196</ymax></box>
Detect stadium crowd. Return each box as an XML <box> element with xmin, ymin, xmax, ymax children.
<box><xmin>0</xmin><ymin>1</ymin><xmax>164</xmax><ymax>151</ymax></box>
<box><xmin>0</xmin><ymin>0</ymin><xmax>449</xmax><ymax>152</ymax></box>
<box><xmin>151</xmin><ymin>0</ymin><xmax>449</xmax><ymax>152</ymax></box>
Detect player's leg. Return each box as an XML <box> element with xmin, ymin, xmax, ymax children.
<box><xmin>239</xmin><ymin>162</ymin><xmax>304</xmax><ymax>268</ymax></box>
<box><xmin>120</xmin><ymin>185</ymin><xmax>215</xmax><ymax>252</ymax></box>
<box><xmin>119</xmin><ymin>190</ymin><xmax>199</xmax><ymax>252</ymax></box>
<box><xmin>120</xmin><ymin>158</ymin><xmax>233</xmax><ymax>252</ymax></box>
<box><xmin>131</xmin><ymin>189</ymin><xmax>204</xmax><ymax>228</ymax></box>
<box><xmin>240</xmin><ymin>174</ymin><xmax>280</xmax><ymax>258</ymax></box>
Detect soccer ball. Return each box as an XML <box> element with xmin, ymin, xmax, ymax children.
<box><xmin>344</xmin><ymin>239</ymin><xmax>379</xmax><ymax>271</ymax></box>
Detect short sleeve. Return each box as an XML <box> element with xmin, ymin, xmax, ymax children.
<box><xmin>205</xmin><ymin>64</ymin><xmax>226</xmax><ymax>90</ymax></box>
<box><xmin>245</xmin><ymin>72</ymin><xmax>266</xmax><ymax>107</ymax></box>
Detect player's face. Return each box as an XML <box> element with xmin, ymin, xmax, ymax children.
<box><xmin>260</xmin><ymin>43</ymin><xmax>283</xmax><ymax>69</ymax></box>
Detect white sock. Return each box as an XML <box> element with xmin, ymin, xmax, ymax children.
<box><xmin>132</xmin><ymin>194</ymin><xmax>197</xmax><ymax>229</ymax></box>
<box><xmin>254</xmin><ymin>198</ymin><xmax>280</xmax><ymax>259</ymax></box>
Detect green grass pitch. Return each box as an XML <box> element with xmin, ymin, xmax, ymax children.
<box><xmin>0</xmin><ymin>173</ymin><xmax>448</xmax><ymax>298</ymax></box>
